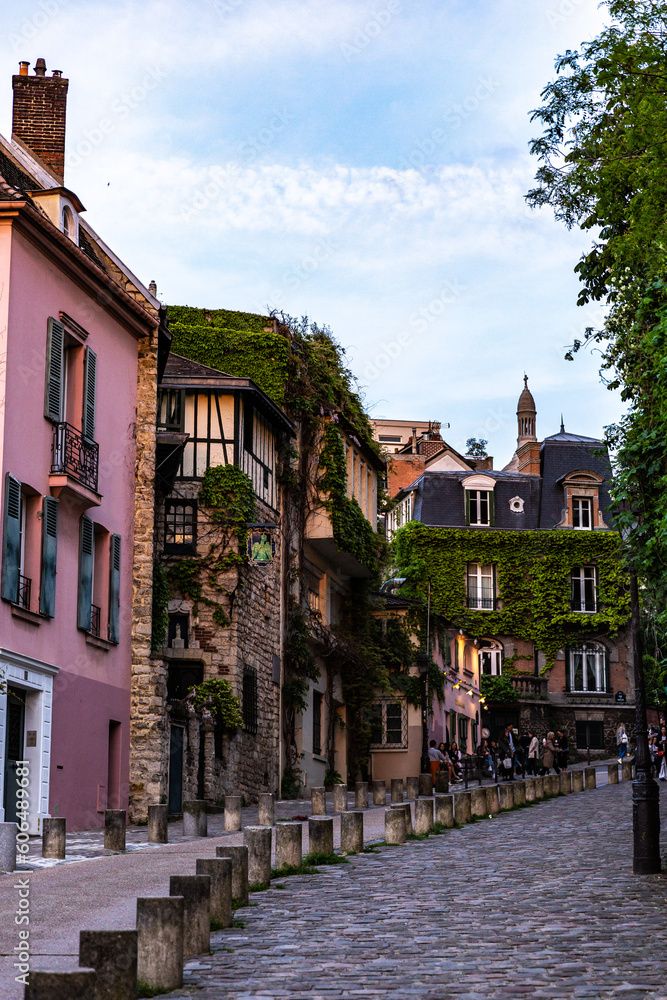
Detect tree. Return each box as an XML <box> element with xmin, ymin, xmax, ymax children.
<box><xmin>465</xmin><ymin>438</ymin><xmax>488</xmax><ymax>458</ymax></box>
<box><xmin>527</xmin><ymin>0</ymin><xmax>667</xmax><ymax>620</ymax></box>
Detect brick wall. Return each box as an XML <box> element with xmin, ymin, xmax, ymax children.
<box><xmin>12</xmin><ymin>71</ymin><xmax>69</xmax><ymax>182</ymax></box>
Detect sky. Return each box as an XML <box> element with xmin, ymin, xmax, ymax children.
<box><xmin>2</xmin><ymin>0</ymin><xmax>618</xmax><ymax>466</ymax></box>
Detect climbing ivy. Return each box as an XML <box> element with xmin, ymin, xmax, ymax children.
<box><xmin>393</xmin><ymin>522</ymin><xmax>630</xmax><ymax>668</ymax></box>
<box><xmin>150</xmin><ymin>562</ymin><xmax>170</xmax><ymax>653</ymax></box>
<box><xmin>189</xmin><ymin>677</ymin><xmax>244</xmax><ymax>729</ymax></box>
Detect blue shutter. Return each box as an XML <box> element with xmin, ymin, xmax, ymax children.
<box><xmin>77</xmin><ymin>515</ymin><xmax>94</xmax><ymax>630</ymax></box>
<box><xmin>44</xmin><ymin>317</ymin><xmax>65</xmax><ymax>423</ymax></box>
<box><xmin>39</xmin><ymin>496</ymin><xmax>59</xmax><ymax>617</ymax></box>
<box><xmin>108</xmin><ymin>534</ymin><xmax>121</xmax><ymax>643</ymax></box>
<box><xmin>82</xmin><ymin>346</ymin><xmax>97</xmax><ymax>442</ymax></box>
<box><xmin>1</xmin><ymin>473</ymin><xmax>21</xmax><ymax>602</ymax></box>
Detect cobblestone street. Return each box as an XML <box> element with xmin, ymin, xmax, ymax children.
<box><xmin>159</xmin><ymin>781</ymin><xmax>667</xmax><ymax>1000</ymax></box>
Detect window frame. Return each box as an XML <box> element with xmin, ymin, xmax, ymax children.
<box><xmin>164</xmin><ymin>499</ymin><xmax>198</xmax><ymax>554</ymax></box>
<box><xmin>567</xmin><ymin>644</ymin><xmax>609</xmax><ymax>694</ymax></box>
<box><xmin>466</xmin><ymin>489</ymin><xmax>494</xmax><ymax>527</ymax></box>
<box><xmin>571</xmin><ymin>565</ymin><xmax>597</xmax><ymax>613</ymax></box>
<box><xmin>312</xmin><ymin>690</ymin><xmax>323</xmax><ymax>756</ymax></box>
<box><xmin>466</xmin><ymin>562</ymin><xmax>496</xmax><ymax>610</ymax></box>
<box><xmin>575</xmin><ymin>719</ymin><xmax>605</xmax><ymax>750</ymax></box>
<box><xmin>369</xmin><ymin>698</ymin><xmax>408</xmax><ymax>749</ymax></box>
<box><xmin>572</xmin><ymin>496</ymin><xmax>593</xmax><ymax>530</ymax></box>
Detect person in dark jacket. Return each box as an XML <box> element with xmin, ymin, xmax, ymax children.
<box><xmin>556</xmin><ymin>730</ymin><xmax>569</xmax><ymax>770</ymax></box>
<box><xmin>497</xmin><ymin>725</ymin><xmax>515</xmax><ymax>780</ymax></box>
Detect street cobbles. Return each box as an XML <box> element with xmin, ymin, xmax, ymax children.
<box><xmin>148</xmin><ymin>781</ymin><xmax>667</xmax><ymax>1000</ymax></box>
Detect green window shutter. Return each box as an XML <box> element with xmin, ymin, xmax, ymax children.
<box><xmin>44</xmin><ymin>317</ymin><xmax>65</xmax><ymax>423</ymax></box>
<box><xmin>564</xmin><ymin>648</ymin><xmax>571</xmax><ymax>692</ymax></box>
<box><xmin>82</xmin><ymin>346</ymin><xmax>97</xmax><ymax>441</ymax></box>
<box><xmin>1</xmin><ymin>473</ymin><xmax>22</xmax><ymax>602</ymax></box>
<box><xmin>488</xmin><ymin>491</ymin><xmax>495</xmax><ymax>526</ymax></box>
<box><xmin>108</xmin><ymin>534</ymin><xmax>121</xmax><ymax>643</ymax></box>
<box><xmin>465</xmin><ymin>491</ymin><xmax>470</xmax><ymax>525</ymax></box>
<box><xmin>39</xmin><ymin>496</ymin><xmax>59</xmax><ymax>617</ymax></box>
<box><xmin>77</xmin><ymin>515</ymin><xmax>94</xmax><ymax>630</ymax></box>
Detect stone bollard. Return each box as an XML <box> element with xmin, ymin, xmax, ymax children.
<box><xmin>0</xmin><ymin>821</ymin><xmax>16</xmax><ymax>873</ymax></box>
<box><xmin>308</xmin><ymin>816</ymin><xmax>334</xmax><ymax>856</ymax></box>
<box><xmin>533</xmin><ymin>776</ymin><xmax>545</xmax><ymax>800</ymax></box>
<box><xmin>244</xmin><ymin>826</ymin><xmax>272</xmax><ymax>885</ymax></box>
<box><xmin>454</xmin><ymin>791</ymin><xmax>472</xmax><ymax>825</ymax></box>
<box><xmin>559</xmin><ymin>771</ymin><xmax>573</xmax><ymax>795</ymax></box>
<box><xmin>182</xmin><ymin>800</ymin><xmax>207</xmax><ymax>838</ymax></box>
<box><xmin>275</xmin><ymin>822</ymin><xmax>303</xmax><ymax>869</ymax></box>
<box><xmin>406</xmin><ymin>776</ymin><xmax>419</xmax><ymax>800</ymax></box>
<box><xmin>391</xmin><ymin>802</ymin><xmax>413</xmax><ymax>836</ymax></box>
<box><xmin>607</xmin><ymin>763</ymin><xmax>620</xmax><ymax>785</ymax></box>
<box><xmin>622</xmin><ymin>760</ymin><xmax>633</xmax><ymax>782</ymax></box>
<box><xmin>216</xmin><ymin>845</ymin><xmax>249</xmax><ymax>906</ymax></box>
<box><xmin>572</xmin><ymin>769</ymin><xmax>584</xmax><ymax>793</ymax></box>
<box><xmin>385</xmin><ymin>806</ymin><xmax>406</xmax><ymax>844</ymax></box>
<box><xmin>258</xmin><ymin>792</ymin><xmax>275</xmax><ymax>826</ymax></box>
<box><xmin>79</xmin><ymin>928</ymin><xmax>137</xmax><ymax>1000</ymax></box>
<box><xmin>584</xmin><ymin>766</ymin><xmax>596</xmax><ymax>790</ymax></box>
<box><xmin>524</xmin><ymin>778</ymin><xmax>537</xmax><ymax>803</ymax></box>
<box><xmin>418</xmin><ymin>773</ymin><xmax>433</xmax><ymax>797</ymax></box>
<box><xmin>546</xmin><ymin>774</ymin><xmax>559</xmax><ymax>797</ymax></box>
<box><xmin>196</xmin><ymin>858</ymin><xmax>232</xmax><ymax>929</ymax></box>
<box><xmin>485</xmin><ymin>785</ymin><xmax>500</xmax><ymax>815</ymax></box>
<box><xmin>104</xmin><ymin>810</ymin><xmax>126</xmax><ymax>852</ymax></box>
<box><xmin>170</xmin><ymin>874</ymin><xmax>210</xmax><ymax>958</ymax></box>
<box><xmin>390</xmin><ymin>778</ymin><xmax>404</xmax><ymax>803</ymax></box>
<box><xmin>372</xmin><ymin>780</ymin><xmax>386</xmax><ymax>806</ymax></box>
<box><xmin>24</xmin><ymin>970</ymin><xmax>97</xmax><ymax>999</ymax></box>
<box><xmin>147</xmin><ymin>805</ymin><xmax>168</xmax><ymax>844</ymax></box>
<box><xmin>498</xmin><ymin>783</ymin><xmax>514</xmax><ymax>811</ymax></box>
<box><xmin>435</xmin><ymin>771</ymin><xmax>450</xmax><ymax>794</ymax></box>
<box><xmin>136</xmin><ymin>896</ymin><xmax>184</xmax><ymax>992</ymax></box>
<box><xmin>340</xmin><ymin>811</ymin><xmax>364</xmax><ymax>853</ymax></box>
<box><xmin>414</xmin><ymin>797</ymin><xmax>434</xmax><ymax>835</ymax></box>
<box><xmin>224</xmin><ymin>795</ymin><xmax>243</xmax><ymax>831</ymax></box>
<box><xmin>435</xmin><ymin>794</ymin><xmax>454</xmax><ymax>827</ymax></box>
<box><xmin>332</xmin><ymin>784</ymin><xmax>348</xmax><ymax>813</ymax></box>
<box><xmin>513</xmin><ymin>782</ymin><xmax>526</xmax><ymax>807</ymax></box>
<box><xmin>470</xmin><ymin>787</ymin><xmax>488</xmax><ymax>818</ymax></box>
<box><xmin>355</xmin><ymin>781</ymin><xmax>369</xmax><ymax>810</ymax></box>
<box><xmin>42</xmin><ymin>817</ymin><xmax>66</xmax><ymax>859</ymax></box>
<box><xmin>311</xmin><ymin>787</ymin><xmax>327</xmax><ymax>815</ymax></box>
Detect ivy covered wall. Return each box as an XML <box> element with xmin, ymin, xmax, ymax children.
<box><xmin>393</xmin><ymin>521</ymin><xmax>630</xmax><ymax>667</ymax></box>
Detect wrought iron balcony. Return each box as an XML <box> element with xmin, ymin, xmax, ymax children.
<box><xmin>90</xmin><ymin>604</ymin><xmax>101</xmax><ymax>638</ymax></box>
<box><xmin>16</xmin><ymin>575</ymin><xmax>31</xmax><ymax>611</ymax></box>
<box><xmin>51</xmin><ymin>422</ymin><xmax>99</xmax><ymax>492</ymax></box>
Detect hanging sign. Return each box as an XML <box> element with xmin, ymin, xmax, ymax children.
<box><xmin>248</xmin><ymin>530</ymin><xmax>275</xmax><ymax>565</ymax></box>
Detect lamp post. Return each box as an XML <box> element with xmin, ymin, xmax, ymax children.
<box><xmin>629</xmin><ymin>571</ymin><xmax>661</xmax><ymax>874</ymax></box>
<box><xmin>417</xmin><ymin>652</ymin><xmax>430</xmax><ymax>774</ymax></box>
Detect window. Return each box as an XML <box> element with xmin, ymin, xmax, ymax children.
<box><xmin>575</xmin><ymin>720</ymin><xmax>605</xmax><ymax>750</ymax></box>
<box><xmin>573</xmin><ymin>497</ymin><xmax>593</xmax><ymax>530</ymax></box>
<box><xmin>78</xmin><ymin>517</ymin><xmax>120</xmax><ymax>639</ymax></box>
<box><xmin>467</xmin><ymin>490</ymin><xmax>493</xmax><ymax>526</ymax></box>
<box><xmin>479</xmin><ymin>646</ymin><xmax>503</xmax><ymax>676</ymax></box>
<box><xmin>157</xmin><ymin>390</ymin><xmax>182</xmax><ymax>431</ymax></box>
<box><xmin>164</xmin><ymin>500</ymin><xmax>197</xmax><ymax>553</ymax></box>
<box><xmin>467</xmin><ymin>563</ymin><xmax>495</xmax><ymax>610</ymax></box>
<box><xmin>180</xmin><ymin>390</ymin><xmax>234</xmax><ymax>478</ymax></box>
<box><xmin>567</xmin><ymin>644</ymin><xmax>609</xmax><ymax>693</ymax></box>
<box><xmin>458</xmin><ymin>715</ymin><xmax>469</xmax><ymax>752</ymax></box>
<box><xmin>1</xmin><ymin>475</ymin><xmax>58</xmax><ymax>616</ymax></box>
<box><xmin>379</xmin><ymin>435</ymin><xmax>401</xmax><ymax>443</ymax></box>
<box><xmin>62</xmin><ymin>205</ymin><xmax>75</xmax><ymax>240</ymax></box>
<box><xmin>312</xmin><ymin>691</ymin><xmax>323</xmax><ymax>755</ymax></box>
<box><xmin>571</xmin><ymin>566</ymin><xmax>597</xmax><ymax>612</ymax></box>
<box><xmin>243</xmin><ymin>667</ymin><xmax>258</xmax><ymax>734</ymax></box>
<box><xmin>369</xmin><ymin>699</ymin><xmax>407</xmax><ymax>748</ymax></box>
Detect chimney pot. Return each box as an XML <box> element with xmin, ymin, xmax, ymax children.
<box><xmin>19</xmin><ymin>62</ymin><xmax>30</xmax><ymax>77</ymax></box>
<box><xmin>52</xmin><ymin>70</ymin><xmax>62</xmax><ymax>78</ymax></box>
<box><xmin>148</xmin><ymin>280</ymin><xmax>157</xmax><ymax>296</ymax></box>
<box><xmin>35</xmin><ymin>58</ymin><xmax>47</xmax><ymax>77</ymax></box>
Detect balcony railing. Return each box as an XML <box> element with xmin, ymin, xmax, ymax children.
<box><xmin>467</xmin><ymin>594</ymin><xmax>494</xmax><ymax>610</ymax></box>
<box><xmin>90</xmin><ymin>604</ymin><xmax>101</xmax><ymax>638</ymax></box>
<box><xmin>51</xmin><ymin>422</ymin><xmax>99</xmax><ymax>493</ymax></box>
<box><xmin>16</xmin><ymin>574</ymin><xmax>31</xmax><ymax>610</ymax></box>
<box><xmin>511</xmin><ymin>675</ymin><xmax>549</xmax><ymax>700</ymax></box>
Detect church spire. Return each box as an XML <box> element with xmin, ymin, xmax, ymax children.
<box><xmin>516</xmin><ymin>375</ymin><xmax>537</xmax><ymax>446</ymax></box>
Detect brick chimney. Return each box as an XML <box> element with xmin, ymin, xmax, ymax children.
<box><xmin>12</xmin><ymin>59</ymin><xmax>68</xmax><ymax>184</ymax></box>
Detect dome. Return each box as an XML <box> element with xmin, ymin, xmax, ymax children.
<box><xmin>517</xmin><ymin>375</ymin><xmax>535</xmax><ymax>413</ymax></box>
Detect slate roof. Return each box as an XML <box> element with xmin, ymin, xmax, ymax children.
<box><xmin>539</xmin><ymin>435</ymin><xmax>613</xmax><ymax>529</ymax></box>
<box><xmin>163</xmin><ymin>354</ymin><xmax>234</xmax><ymax>380</ymax></box>
<box><xmin>0</xmin><ymin>148</ymin><xmax>35</xmax><ymax>197</ymax></box>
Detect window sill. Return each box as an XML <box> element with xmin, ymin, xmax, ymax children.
<box><xmin>85</xmin><ymin>633</ymin><xmax>115</xmax><ymax>651</ymax></box>
<box><xmin>312</xmin><ymin>753</ymin><xmax>327</xmax><ymax>763</ymax></box>
<box><xmin>11</xmin><ymin>604</ymin><xmax>47</xmax><ymax>626</ymax></box>
<box><xmin>369</xmin><ymin>745</ymin><xmax>409</xmax><ymax>752</ymax></box>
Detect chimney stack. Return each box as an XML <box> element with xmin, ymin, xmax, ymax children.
<box><xmin>12</xmin><ymin>58</ymin><xmax>69</xmax><ymax>184</ymax></box>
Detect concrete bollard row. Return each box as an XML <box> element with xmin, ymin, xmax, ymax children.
<box><xmin>355</xmin><ymin>781</ymin><xmax>369</xmax><ymax>810</ymax></box>
<box><xmin>147</xmin><ymin>804</ymin><xmax>168</xmax><ymax>844</ymax></box>
<box><xmin>0</xmin><ymin>821</ymin><xmax>16</xmax><ymax>873</ymax></box>
<box><xmin>170</xmin><ymin>875</ymin><xmax>210</xmax><ymax>959</ymax></box>
<box><xmin>584</xmin><ymin>766</ymin><xmax>596</xmax><ymax>789</ymax></box>
<box><xmin>196</xmin><ymin>857</ymin><xmax>232</xmax><ymax>928</ymax></box>
<box><xmin>418</xmin><ymin>773</ymin><xmax>433</xmax><ymax>798</ymax></box>
<box><xmin>559</xmin><ymin>770</ymin><xmax>572</xmax><ymax>795</ymax></box>
<box><xmin>333</xmin><ymin>784</ymin><xmax>348</xmax><ymax>813</ymax></box>
<box><xmin>182</xmin><ymin>800</ymin><xmax>207</xmax><ymax>838</ymax></box>
<box><xmin>498</xmin><ymin>783</ymin><xmax>514</xmax><ymax>810</ymax></box>
<box><xmin>308</xmin><ymin>816</ymin><xmax>334</xmax><ymax>856</ymax></box>
<box><xmin>216</xmin><ymin>844</ymin><xmax>249</xmax><ymax>906</ymax></box>
<box><xmin>406</xmin><ymin>776</ymin><xmax>419</xmax><ymax>800</ymax></box>
<box><xmin>524</xmin><ymin>778</ymin><xmax>536</xmax><ymax>803</ymax></box>
<box><xmin>435</xmin><ymin>771</ymin><xmax>450</xmax><ymax>794</ymax></box>
<box><xmin>42</xmin><ymin>817</ymin><xmax>66</xmax><ymax>859</ymax></box>
<box><xmin>572</xmin><ymin>769</ymin><xmax>584</xmax><ymax>792</ymax></box>
<box><xmin>311</xmin><ymin>786</ymin><xmax>327</xmax><ymax>815</ymax></box>
<box><xmin>224</xmin><ymin>795</ymin><xmax>243</xmax><ymax>831</ymax></box>
<box><xmin>390</xmin><ymin>778</ymin><xmax>404</xmax><ymax>803</ymax></box>
<box><xmin>513</xmin><ymin>782</ymin><xmax>526</xmax><ymax>807</ymax></box>
<box><xmin>137</xmin><ymin>896</ymin><xmax>184</xmax><ymax>992</ymax></box>
<box><xmin>24</xmin><ymin>970</ymin><xmax>97</xmax><ymax>999</ymax></box>
<box><xmin>104</xmin><ymin>809</ymin><xmax>126</xmax><ymax>852</ymax></box>
<box><xmin>385</xmin><ymin>806</ymin><xmax>406</xmax><ymax>844</ymax></box>
<box><xmin>244</xmin><ymin>826</ymin><xmax>272</xmax><ymax>885</ymax></box>
<box><xmin>534</xmin><ymin>775</ymin><xmax>545</xmax><ymax>800</ymax></box>
<box><xmin>372</xmin><ymin>779</ymin><xmax>386</xmax><ymax>805</ymax></box>
<box><xmin>454</xmin><ymin>790</ymin><xmax>472</xmax><ymax>825</ymax></box>
<box><xmin>258</xmin><ymin>792</ymin><xmax>275</xmax><ymax>826</ymax></box>
<box><xmin>621</xmin><ymin>760</ymin><xmax>634</xmax><ymax>782</ymax></box>
<box><xmin>435</xmin><ymin>793</ymin><xmax>454</xmax><ymax>827</ymax></box>
<box><xmin>79</xmin><ymin>928</ymin><xmax>137</xmax><ymax>1000</ymax></box>
<box><xmin>390</xmin><ymin>802</ymin><xmax>413</xmax><ymax>836</ymax></box>
<box><xmin>414</xmin><ymin>797</ymin><xmax>434</xmax><ymax>835</ymax></box>
<box><xmin>340</xmin><ymin>811</ymin><xmax>364</xmax><ymax>853</ymax></box>
<box><xmin>607</xmin><ymin>763</ymin><xmax>619</xmax><ymax>785</ymax></box>
<box><xmin>470</xmin><ymin>787</ymin><xmax>487</xmax><ymax>817</ymax></box>
<box><xmin>275</xmin><ymin>822</ymin><xmax>303</xmax><ymax>870</ymax></box>
<box><xmin>486</xmin><ymin>785</ymin><xmax>500</xmax><ymax>814</ymax></box>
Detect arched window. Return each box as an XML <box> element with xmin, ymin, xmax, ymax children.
<box><xmin>478</xmin><ymin>639</ymin><xmax>503</xmax><ymax>676</ymax></box>
<box><xmin>566</xmin><ymin>643</ymin><xmax>609</xmax><ymax>693</ymax></box>
<box><xmin>62</xmin><ymin>205</ymin><xmax>75</xmax><ymax>240</ymax></box>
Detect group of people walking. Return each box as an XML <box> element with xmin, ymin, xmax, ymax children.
<box><xmin>428</xmin><ymin>725</ymin><xmax>569</xmax><ymax>783</ymax></box>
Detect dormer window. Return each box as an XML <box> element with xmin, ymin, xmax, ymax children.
<box><xmin>62</xmin><ymin>205</ymin><xmax>74</xmax><ymax>239</ymax></box>
<box><xmin>558</xmin><ymin>470</ymin><xmax>607</xmax><ymax>531</ymax></box>
<box><xmin>462</xmin><ymin>474</ymin><xmax>496</xmax><ymax>527</ymax></box>
<box><xmin>572</xmin><ymin>496</ymin><xmax>592</xmax><ymax>530</ymax></box>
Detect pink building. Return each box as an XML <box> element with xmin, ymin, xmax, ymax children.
<box><xmin>0</xmin><ymin>59</ymin><xmax>165</xmax><ymax>831</ymax></box>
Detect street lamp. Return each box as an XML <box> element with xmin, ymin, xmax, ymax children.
<box><xmin>416</xmin><ymin>651</ymin><xmax>430</xmax><ymax>774</ymax></box>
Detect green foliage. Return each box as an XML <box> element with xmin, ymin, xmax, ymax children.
<box><xmin>323</xmin><ymin>767</ymin><xmax>342</xmax><ymax>788</ymax></box>
<box><xmin>189</xmin><ymin>677</ymin><xmax>243</xmax><ymax>728</ymax></box>
<box><xmin>150</xmin><ymin>562</ymin><xmax>170</xmax><ymax>653</ymax></box>
<box><xmin>465</xmin><ymin>438</ymin><xmax>488</xmax><ymax>458</ymax></box>
<box><xmin>393</xmin><ymin>522</ymin><xmax>630</xmax><ymax>667</ymax></box>
<box><xmin>480</xmin><ymin>674</ymin><xmax>519</xmax><ymax>704</ymax></box>
<box><xmin>302</xmin><ymin>852</ymin><xmax>349</xmax><ymax>866</ymax></box>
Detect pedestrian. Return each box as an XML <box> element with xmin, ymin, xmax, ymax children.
<box><xmin>497</xmin><ymin>725</ymin><xmax>515</xmax><ymax>780</ymax></box>
<box><xmin>616</xmin><ymin>723</ymin><xmax>629</xmax><ymax>762</ymax></box>
<box><xmin>527</xmin><ymin>730</ymin><xmax>539</xmax><ymax>776</ymax></box>
<box><xmin>477</xmin><ymin>738</ymin><xmax>494</xmax><ymax>776</ymax></box>
<box><xmin>449</xmin><ymin>742</ymin><xmax>463</xmax><ymax>777</ymax></box>
<box><xmin>541</xmin><ymin>732</ymin><xmax>560</xmax><ymax>774</ymax></box>
<box><xmin>428</xmin><ymin>739</ymin><xmax>446</xmax><ymax>784</ymax></box>
<box><xmin>556</xmin><ymin>729</ymin><xmax>569</xmax><ymax>770</ymax></box>
<box><xmin>436</xmin><ymin>741</ymin><xmax>460</xmax><ymax>783</ymax></box>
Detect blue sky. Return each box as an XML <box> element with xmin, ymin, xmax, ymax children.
<box><xmin>2</xmin><ymin>0</ymin><xmax>617</xmax><ymax>465</ymax></box>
